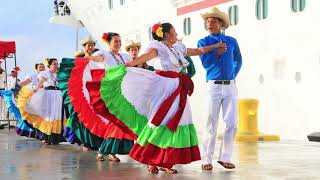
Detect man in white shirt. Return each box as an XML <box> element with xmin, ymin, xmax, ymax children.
<box><xmin>7</xmin><ymin>70</ymin><xmax>21</xmax><ymax>96</ymax></box>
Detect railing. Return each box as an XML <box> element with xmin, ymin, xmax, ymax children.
<box><xmin>53</xmin><ymin>0</ymin><xmax>71</xmax><ymax>16</ymax></box>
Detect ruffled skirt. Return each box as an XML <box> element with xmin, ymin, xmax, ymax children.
<box><xmin>1</xmin><ymin>90</ymin><xmax>35</xmax><ymax>138</ymax></box>
<box><xmin>17</xmin><ymin>87</ymin><xmax>66</xmax><ymax>144</ymax></box>
<box><xmin>68</xmin><ymin>58</ymin><xmax>135</xmax><ymax>154</ymax></box>
<box><xmin>99</xmin><ymin>65</ymin><xmax>200</xmax><ymax>168</ymax></box>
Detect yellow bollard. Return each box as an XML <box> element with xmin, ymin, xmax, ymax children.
<box><xmin>235</xmin><ymin>99</ymin><xmax>280</xmax><ymax>141</ymax></box>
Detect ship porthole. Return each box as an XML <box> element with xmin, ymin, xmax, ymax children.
<box><xmin>295</xmin><ymin>72</ymin><xmax>302</xmax><ymax>83</ymax></box>
<box><xmin>259</xmin><ymin>74</ymin><xmax>264</xmax><ymax>84</ymax></box>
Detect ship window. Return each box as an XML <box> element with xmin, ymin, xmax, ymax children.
<box><xmin>259</xmin><ymin>74</ymin><xmax>264</xmax><ymax>84</ymax></box>
<box><xmin>295</xmin><ymin>72</ymin><xmax>302</xmax><ymax>83</ymax></box>
<box><xmin>120</xmin><ymin>0</ymin><xmax>125</xmax><ymax>5</ymax></box>
<box><xmin>256</xmin><ymin>0</ymin><xmax>268</xmax><ymax>20</ymax></box>
<box><xmin>108</xmin><ymin>0</ymin><xmax>113</xmax><ymax>10</ymax></box>
<box><xmin>228</xmin><ymin>5</ymin><xmax>239</xmax><ymax>26</ymax></box>
<box><xmin>183</xmin><ymin>17</ymin><xmax>191</xmax><ymax>35</ymax></box>
<box><xmin>148</xmin><ymin>27</ymin><xmax>153</xmax><ymax>41</ymax></box>
<box><xmin>291</xmin><ymin>0</ymin><xmax>306</xmax><ymax>12</ymax></box>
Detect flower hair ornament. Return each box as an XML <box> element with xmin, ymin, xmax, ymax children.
<box><xmin>44</xmin><ymin>58</ymin><xmax>50</xmax><ymax>67</ymax></box>
<box><xmin>152</xmin><ymin>22</ymin><xmax>164</xmax><ymax>38</ymax></box>
<box><xmin>13</xmin><ymin>66</ymin><xmax>21</xmax><ymax>72</ymax></box>
<box><xmin>102</xmin><ymin>33</ymin><xmax>109</xmax><ymax>43</ymax></box>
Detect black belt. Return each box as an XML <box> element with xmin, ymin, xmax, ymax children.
<box><xmin>214</xmin><ymin>80</ymin><xmax>231</xmax><ymax>85</ymax></box>
<box><xmin>44</xmin><ymin>86</ymin><xmax>59</xmax><ymax>90</ymax></box>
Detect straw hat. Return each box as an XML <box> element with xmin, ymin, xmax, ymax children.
<box><xmin>125</xmin><ymin>40</ymin><xmax>141</xmax><ymax>52</ymax></box>
<box><xmin>81</xmin><ymin>36</ymin><xmax>96</xmax><ymax>46</ymax></box>
<box><xmin>201</xmin><ymin>7</ymin><xmax>230</xmax><ymax>29</ymax></box>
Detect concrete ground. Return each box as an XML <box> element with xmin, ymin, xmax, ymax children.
<box><xmin>1</xmin><ymin>129</ymin><xmax>319</xmax><ymax>180</ymax></box>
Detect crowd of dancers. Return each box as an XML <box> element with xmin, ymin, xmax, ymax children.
<box><xmin>0</xmin><ymin>7</ymin><xmax>242</xmax><ymax>174</ymax></box>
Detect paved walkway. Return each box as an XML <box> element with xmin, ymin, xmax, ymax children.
<box><xmin>1</xmin><ymin>129</ymin><xmax>319</xmax><ymax>180</ymax></box>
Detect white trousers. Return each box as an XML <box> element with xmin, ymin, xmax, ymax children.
<box><xmin>201</xmin><ymin>82</ymin><xmax>238</xmax><ymax>164</ymax></box>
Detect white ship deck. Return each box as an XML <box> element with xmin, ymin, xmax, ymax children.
<box><xmin>1</xmin><ymin>129</ymin><xmax>319</xmax><ymax>179</ymax></box>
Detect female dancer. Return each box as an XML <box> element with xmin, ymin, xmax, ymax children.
<box><xmin>15</xmin><ymin>63</ymin><xmax>45</xmax><ymax>137</ymax></box>
<box><xmin>68</xmin><ymin>32</ymin><xmax>135</xmax><ymax>161</ymax></box>
<box><xmin>90</xmin><ymin>22</ymin><xmax>225</xmax><ymax>173</ymax></box>
<box><xmin>18</xmin><ymin>58</ymin><xmax>66</xmax><ymax>144</ymax></box>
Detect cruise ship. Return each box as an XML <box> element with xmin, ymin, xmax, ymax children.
<box><xmin>50</xmin><ymin>0</ymin><xmax>320</xmax><ymax>141</ymax></box>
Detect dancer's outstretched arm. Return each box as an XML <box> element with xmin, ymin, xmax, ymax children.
<box><xmin>125</xmin><ymin>49</ymin><xmax>158</xmax><ymax>67</ymax></box>
<box><xmin>186</xmin><ymin>41</ymin><xmax>226</xmax><ymax>56</ymax></box>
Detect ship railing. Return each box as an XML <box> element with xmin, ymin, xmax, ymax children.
<box><xmin>53</xmin><ymin>0</ymin><xmax>71</xmax><ymax>16</ymax></box>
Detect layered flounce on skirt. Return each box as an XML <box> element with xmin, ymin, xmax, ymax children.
<box><xmin>68</xmin><ymin>57</ymin><xmax>200</xmax><ymax>167</ymax></box>
<box><xmin>99</xmin><ymin>65</ymin><xmax>201</xmax><ymax>168</ymax></box>
<box><xmin>0</xmin><ymin>90</ymin><xmax>35</xmax><ymax>138</ymax></box>
<box><xmin>68</xmin><ymin>58</ymin><xmax>135</xmax><ymax>155</ymax></box>
<box><xmin>17</xmin><ymin>86</ymin><xmax>66</xmax><ymax>144</ymax></box>
<box><xmin>57</xmin><ymin>58</ymin><xmax>102</xmax><ymax>149</ymax></box>
<box><xmin>57</xmin><ymin>58</ymin><xmax>76</xmax><ymax>144</ymax></box>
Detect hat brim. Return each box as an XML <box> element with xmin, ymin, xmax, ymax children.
<box><xmin>81</xmin><ymin>40</ymin><xmax>96</xmax><ymax>46</ymax></box>
<box><xmin>201</xmin><ymin>12</ymin><xmax>230</xmax><ymax>29</ymax></box>
<box><xmin>125</xmin><ymin>43</ymin><xmax>141</xmax><ymax>52</ymax></box>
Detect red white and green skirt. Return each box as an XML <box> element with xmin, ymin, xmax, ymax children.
<box><xmin>68</xmin><ymin>58</ymin><xmax>135</xmax><ymax>155</ymax></box>
<box><xmin>99</xmin><ymin>65</ymin><xmax>200</xmax><ymax>168</ymax></box>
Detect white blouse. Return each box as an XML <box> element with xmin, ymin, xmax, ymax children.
<box><xmin>25</xmin><ymin>73</ymin><xmax>40</xmax><ymax>88</ymax></box>
<box><xmin>6</xmin><ymin>76</ymin><xmax>19</xmax><ymax>90</ymax></box>
<box><xmin>146</xmin><ymin>41</ymin><xmax>189</xmax><ymax>72</ymax></box>
<box><xmin>93</xmin><ymin>50</ymin><xmax>132</xmax><ymax>67</ymax></box>
<box><xmin>38</xmin><ymin>70</ymin><xmax>57</xmax><ymax>88</ymax></box>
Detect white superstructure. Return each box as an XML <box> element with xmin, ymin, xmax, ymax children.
<box><xmin>51</xmin><ymin>0</ymin><xmax>320</xmax><ymax>140</ymax></box>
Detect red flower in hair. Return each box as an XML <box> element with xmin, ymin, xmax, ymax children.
<box><xmin>152</xmin><ymin>24</ymin><xmax>159</xmax><ymax>33</ymax></box>
<box><xmin>102</xmin><ymin>33</ymin><xmax>109</xmax><ymax>42</ymax></box>
<box><xmin>152</xmin><ymin>23</ymin><xmax>163</xmax><ymax>38</ymax></box>
<box><xmin>13</xmin><ymin>66</ymin><xmax>21</xmax><ymax>72</ymax></box>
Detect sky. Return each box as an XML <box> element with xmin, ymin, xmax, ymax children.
<box><xmin>0</xmin><ymin>0</ymin><xmax>90</xmax><ymax>78</ymax></box>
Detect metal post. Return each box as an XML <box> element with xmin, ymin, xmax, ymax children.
<box><xmin>7</xmin><ymin>103</ymin><xmax>10</xmax><ymax>129</ymax></box>
<box><xmin>4</xmin><ymin>56</ymin><xmax>7</xmax><ymax>90</ymax></box>
<box><xmin>10</xmin><ymin>53</ymin><xmax>18</xmax><ymax>129</ymax></box>
<box><xmin>76</xmin><ymin>23</ymin><xmax>79</xmax><ymax>51</ymax></box>
<box><xmin>2</xmin><ymin>55</ymin><xmax>8</xmax><ymax>129</ymax></box>
<box><xmin>14</xmin><ymin>53</ymin><xmax>17</xmax><ymax>68</ymax></box>
<box><xmin>14</xmin><ymin>53</ymin><xmax>17</xmax><ymax>89</ymax></box>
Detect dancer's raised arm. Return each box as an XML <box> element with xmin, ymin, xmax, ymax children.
<box><xmin>88</xmin><ymin>55</ymin><xmax>104</xmax><ymax>62</ymax></box>
<box><xmin>125</xmin><ymin>49</ymin><xmax>158</xmax><ymax>67</ymax></box>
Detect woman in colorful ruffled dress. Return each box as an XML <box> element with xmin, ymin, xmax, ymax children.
<box><xmin>15</xmin><ymin>63</ymin><xmax>45</xmax><ymax>137</ymax></box>
<box><xmin>90</xmin><ymin>22</ymin><xmax>225</xmax><ymax>174</ymax></box>
<box><xmin>18</xmin><ymin>58</ymin><xmax>66</xmax><ymax>144</ymax></box>
<box><xmin>68</xmin><ymin>32</ymin><xmax>135</xmax><ymax>162</ymax></box>
<box><xmin>60</xmin><ymin>36</ymin><xmax>103</xmax><ymax>152</ymax></box>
